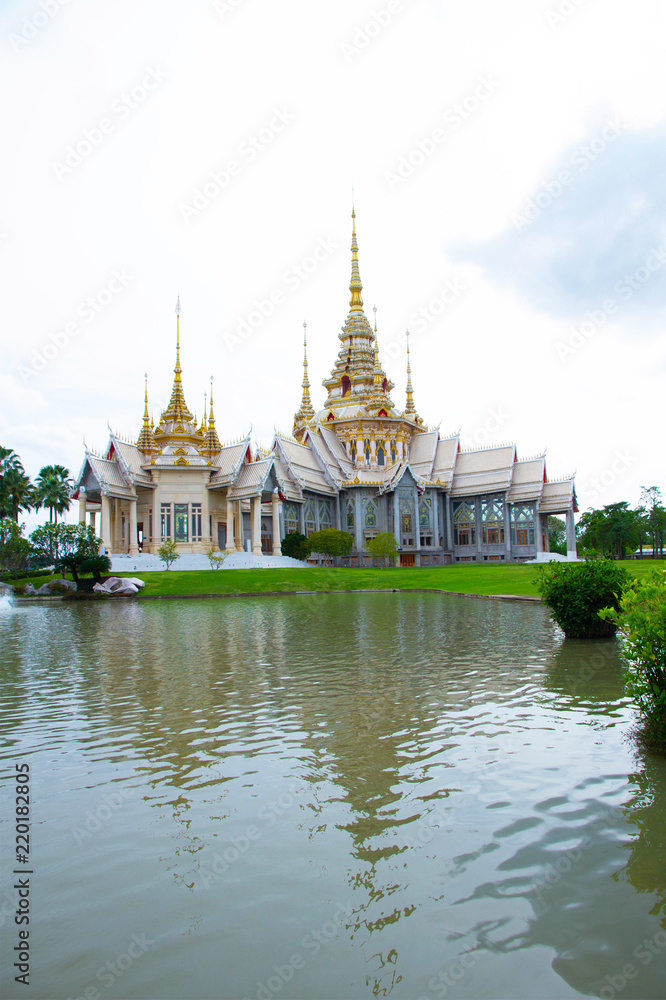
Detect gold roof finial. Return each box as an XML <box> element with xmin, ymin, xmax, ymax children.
<box><xmin>405</xmin><ymin>330</ymin><xmax>416</xmax><ymax>417</ymax></box>
<box><xmin>349</xmin><ymin>207</ymin><xmax>364</xmax><ymax>311</ymax></box>
<box><xmin>137</xmin><ymin>372</ymin><xmax>157</xmax><ymax>452</ymax></box>
<box><xmin>162</xmin><ymin>295</ymin><xmax>195</xmax><ymax>425</ymax></box>
<box><xmin>203</xmin><ymin>375</ymin><xmax>222</xmax><ymax>453</ymax></box>
<box><xmin>293</xmin><ymin>321</ymin><xmax>315</xmax><ymax>434</ymax></box>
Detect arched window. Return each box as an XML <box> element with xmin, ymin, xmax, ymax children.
<box><xmin>304</xmin><ymin>498</ymin><xmax>316</xmax><ymax>537</ymax></box>
<box><xmin>453</xmin><ymin>501</ymin><xmax>476</xmax><ymax>546</ymax></box>
<box><xmin>363</xmin><ymin>497</ymin><xmax>377</xmax><ymax>528</ymax></box>
<box><xmin>364</xmin><ymin>439</ymin><xmax>371</xmax><ymax>465</ymax></box>
<box><xmin>350</xmin><ymin>443</ymin><xmax>357</xmax><ymax>463</ymax></box>
<box><xmin>482</xmin><ymin>499</ymin><xmax>505</xmax><ymax>545</ymax></box>
<box><xmin>346</xmin><ymin>498</ymin><xmax>355</xmax><ymax>530</ymax></box>
<box><xmin>391</xmin><ymin>443</ymin><xmax>397</xmax><ymax>464</ymax></box>
<box><xmin>341</xmin><ymin>375</ymin><xmax>351</xmax><ymax>397</ymax></box>
<box><xmin>511</xmin><ymin>505</ymin><xmax>534</xmax><ymax>546</ymax></box>
<box><xmin>377</xmin><ymin>444</ymin><xmax>385</xmax><ymax>466</ymax></box>
<box><xmin>284</xmin><ymin>503</ymin><xmax>299</xmax><ymax>534</ymax></box>
<box><xmin>318</xmin><ymin>500</ymin><xmax>332</xmax><ymax>527</ymax></box>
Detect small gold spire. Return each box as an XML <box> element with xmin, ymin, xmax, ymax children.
<box><xmin>203</xmin><ymin>376</ymin><xmax>222</xmax><ymax>453</ymax></box>
<box><xmin>405</xmin><ymin>330</ymin><xmax>416</xmax><ymax>417</ymax></box>
<box><xmin>349</xmin><ymin>207</ymin><xmax>364</xmax><ymax>311</ymax></box>
<box><xmin>137</xmin><ymin>373</ymin><xmax>157</xmax><ymax>452</ymax></box>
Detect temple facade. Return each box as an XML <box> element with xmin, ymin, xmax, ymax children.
<box><xmin>73</xmin><ymin>213</ymin><xmax>577</xmax><ymax>565</ymax></box>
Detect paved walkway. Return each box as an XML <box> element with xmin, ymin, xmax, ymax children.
<box><xmin>110</xmin><ymin>552</ymin><xmax>307</xmax><ymax>573</ymax></box>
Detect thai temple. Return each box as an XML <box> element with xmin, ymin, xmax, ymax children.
<box><xmin>73</xmin><ymin>211</ymin><xmax>577</xmax><ymax>565</ymax></box>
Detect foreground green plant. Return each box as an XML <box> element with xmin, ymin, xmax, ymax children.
<box><xmin>535</xmin><ymin>559</ymin><xmax>628</xmax><ymax>638</ymax></box>
<box><xmin>600</xmin><ymin>571</ymin><xmax>666</xmax><ymax>735</ymax></box>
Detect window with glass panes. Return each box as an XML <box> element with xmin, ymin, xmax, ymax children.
<box><xmin>453</xmin><ymin>501</ymin><xmax>476</xmax><ymax>546</ymax></box>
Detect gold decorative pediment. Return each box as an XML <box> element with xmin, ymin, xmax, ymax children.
<box><xmin>175</xmin><ymin>458</ymin><xmax>189</xmax><ymax>466</ymax></box>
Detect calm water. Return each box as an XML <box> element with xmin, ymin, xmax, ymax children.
<box><xmin>0</xmin><ymin>593</ymin><xmax>665</xmax><ymax>1000</ymax></box>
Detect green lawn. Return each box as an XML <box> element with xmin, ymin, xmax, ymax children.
<box><xmin>7</xmin><ymin>560</ymin><xmax>665</xmax><ymax>600</ymax></box>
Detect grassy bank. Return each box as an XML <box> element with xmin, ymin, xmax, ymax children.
<box><xmin>8</xmin><ymin>560</ymin><xmax>666</xmax><ymax>600</ymax></box>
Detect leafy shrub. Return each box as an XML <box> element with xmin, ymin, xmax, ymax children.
<box><xmin>306</xmin><ymin>529</ymin><xmax>353</xmax><ymax>560</ymax></box>
<box><xmin>365</xmin><ymin>532</ymin><xmax>398</xmax><ymax>566</ymax></box>
<box><xmin>600</xmin><ymin>571</ymin><xmax>666</xmax><ymax>735</ymax></box>
<box><xmin>281</xmin><ymin>531</ymin><xmax>308</xmax><ymax>561</ymax></box>
<box><xmin>157</xmin><ymin>540</ymin><xmax>180</xmax><ymax>570</ymax></box>
<box><xmin>535</xmin><ymin>559</ymin><xmax>628</xmax><ymax>638</ymax></box>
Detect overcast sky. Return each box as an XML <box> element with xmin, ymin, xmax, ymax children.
<box><xmin>2</xmin><ymin>0</ymin><xmax>665</xmax><ymax>529</ymax></box>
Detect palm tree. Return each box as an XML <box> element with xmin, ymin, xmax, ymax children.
<box><xmin>35</xmin><ymin>465</ymin><xmax>73</xmax><ymax>523</ymax></box>
<box><xmin>0</xmin><ymin>447</ymin><xmax>35</xmax><ymax>522</ymax></box>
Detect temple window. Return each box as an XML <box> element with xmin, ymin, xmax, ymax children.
<box><xmin>346</xmin><ymin>499</ymin><xmax>355</xmax><ymax>530</ymax></box>
<box><xmin>304</xmin><ymin>498</ymin><xmax>316</xmax><ymax>537</ymax></box>
<box><xmin>342</xmin><ymin>375</ymin><xmax>351</xmax><ymax>397</ymax></box>
<box><xmin>174</xmin><ymin>503</ymin><xmax>189</xmax><ymax>541</ymax></box>
<box><xmin>363</xmin><ymin>497</ymin><xmax>377</xmax><ymax>528</ymax></box>
<box><xmin>482</xmin><ymin>499</ymin><xmax>505</xmax><ymax>545</ymax></box>
<box><xmin>318</xmin><ymin>499</ymin><xmax>332</xmax><ymax>527</ymax></box>
<box><xmin>192</xmin><ymin>503</ymin><xmax>202</xmax><ymax>541</ymax></box>
<box><xmin>453</xmin><ymin>501</ymin><xmax>476</xmax><ymax>546</ymax></box>
<box><xmin>350</xmin><ymin>443</ymin><xmax>357</xmax><ymax>463</ymax></box>
<box><xmin>511</xmin><ymin>505</ymin><xmax>535</xmax><ymax>546</ymax></box>
<box><xmin>284</xmin><ymin>503</ymin><xmax>299</xmax><ymax>534</ymax></box>
<box><xmin>364</xmin><ymin>439</ymin><xmax>371</xmax><ymax>465</ymax></box>
<box><xmin>391</xmin><ymin>443</ymin><xmax>397</xmax><ymax>463</ymax></box>
<box><xmin>160</xmin><ymin>503</ymin><xmax>171</xmax><ymax>539</ymax></box>
<box><xmin>377</xmin><ymin>442</ymin><xmax>386</xmax><ymax>466</ymax></box>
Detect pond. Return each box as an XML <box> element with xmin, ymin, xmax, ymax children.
<box><xmin>0</xmin><ymin>592</ymin><xmax>665</xmax><ymax>1000</ymax></box>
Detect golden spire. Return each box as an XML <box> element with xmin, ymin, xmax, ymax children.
<box><xmin>162</xmin><ymin>295</ymin><xmax>195</xmax><ymax>424</ymax></box>
<box><xmin>405</xmin><ymin>330</ymin><xmax>417</xmax><ymax>418</ymax></box>
<box><xmin>137</xmin><ymin>373</ymin><xmax>157</xmax><ymax>452</ymax></box>
<box><xmin>300</xmin><ymin>321</ymin><xmax>315</xmax><ymax>418</ymax></box>
<box><xmin>349</xmin><ymin>207</ymin><xmax>364</xmax><ymax>311</ymax></box>
<box><xmin>203</xmin><ymin>376</ymin><xmax>221</xmax><ymax>453</ymax></box>
<box><xmin>201</xmin><ymin>392</ymin><xmax>208</xmax><ymax>434</ymax></box>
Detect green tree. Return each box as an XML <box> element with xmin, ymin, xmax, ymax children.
<box><xmin>31</xmin><ymin>522</ymin><xmax>81</xmax><ymax>563</ymax></box>
<box><xmin>548</xmin><ymin>516</ymin><xmax>567</xmax><ymax>556</ymax></box>
<box><xmin>535</xmin><ymin>559</ymin><xmax>628</xmax><ymax>638</ymax></box>
<box><xmin>158</xmin><ymin>539</ymin><xmax>180</xmax><ymax>570</ymax></box>
<box><xmin>306</xmin><ymin>529</ymin><xmax>353</xmax><ymax>560</ymax></box>
<box><xmin>0</xmin><ymin>448</ymin><xmax>35</xmax><ymax>522</ymax></box>
<box><xmin>34</xmin><ymin>465</ymin><xmax>72</xmax><ymax>523</ymax></box>
<box><xmin>281</xmin><ymin>531</ymin><xmax>309</xmax><ymax>561</ymax></box>
<box><xmin>640</xmin><ymin>487</ymin><xmax>664</xmax><ymax>558</ymax></box>
<box><xmin>0</xmin><ymin>519</ymin><xmax>33</xmax><ymax>577</ymax></box>
<box><xmin>577</xmin><ymin>503</ymin><xmax>640</xmax><ymax>559</ymax></box>
<box><xmin>365</xmin><ymin>531</ymin><xmax>398</xmax><ymax>567</ymax></box>
<box><xmin>599</xmin><ymin>502</ymin><xmax>640</xmax><ymax>559</ymax></box>
<box><xmin>54</xmin><ymin>525</ymin><xmax>105</xmax><ymax>583</ymax></box>
<box><xmin>600</xmin><ymin>570</ymin><xmax>666</xmax><ymax>745</ymax></box>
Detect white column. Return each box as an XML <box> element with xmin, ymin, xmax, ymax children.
<box><xmin>566</xmin><ymin>509</ymin><xmax>577</xmax><ymax>559</ymax></box>
<box><xmin>129</xmin><ymin>497</ymin><xmax>139</xmax><ymax>556</ymax></box>
<box><xmin>251</xmin><ymin>496</ymin><xmax>262</xmax><ymax>554</ymax></box>
<box><xmin>78</xmin><ymin>495</ymin><xmax>87</xmax><ymax>524</ymax></box>
<box><xmin>225</xmin><ymin>496</ymin><xmax>235</xmax><ymax>553</ymax></box>
<box><xmin>272</xmin><ymin>491</ymin><xmax>281</xmax><ymax>555</ymax></box>
<box><xmin>201</xmin><ymin>476</ymin><xmax>210</xmax><ymax>550</ymax></box>
<box><xmin>89</xmin><ymin>511</ymin><xmax>97</xmax><ymax>533</ymax></box>
<box><xmin>101</xmin><ymin>495</ymin><xmax>112</xmax><ymax>554</ymax></box>
<box><xmin>235</xmin><ymin>500</ymin><xmax>243</xmax><ymax>551</ymax></box>
<box><xmin>535</xmin><ymin>510</ymin><xmax>544</xmax><ymax>553</ymax></box>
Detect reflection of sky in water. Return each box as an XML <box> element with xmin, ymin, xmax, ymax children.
<box><xmin>0</xmin><ymin>594</ymin><xmax>664</xmax><ymax>1000</ymax></box>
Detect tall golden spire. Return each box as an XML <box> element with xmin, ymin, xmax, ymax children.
<box><xmin>162</xmin><ymin>295</ymin><xmax>195</xmax><ymax>424</ymax></box>
<box><xmin>349</xmin><ymin>207</ymin><xmax>364</xmax><ymax>311</ymax></box>
<box><xmin>300</xmin><ymin>320</ymin><xmax>315</xmax><ymax>418</ymax></box>
<box><xmin>203</xmin><ymin>376</ymin><xmax>222</xmax><ymax>453</ymax></box>
<box><xmin>405</xmin><ymin>330</ymin><xmax>416</xmax><ymax>416</ymax></box>
<box><xmin>137</xmin><ymin>373</ymin><xmax>157</xmax><ymax>452</ymax></box>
